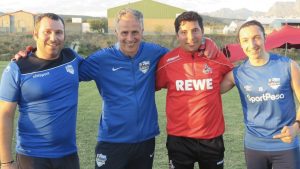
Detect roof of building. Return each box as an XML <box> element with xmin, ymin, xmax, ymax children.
<box><xmin>107</xmin><ymin>0</ymin><xmax>185</xmax><ymax>19</ymax></box>
<box><xmin>0</xmin><ymin>10</ymin><xmax>36</xmax><ymax>17</ymax></box>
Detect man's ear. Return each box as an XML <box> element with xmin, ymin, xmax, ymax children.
<box><xmin>33</xmin><ymin>30</ymin><xmax>38</xmax><ymax>41</ymax></box>
<box><xmin>176</xmin><ymin>33</ymin><xmax>180</xmax><ymax>40</ymax></box>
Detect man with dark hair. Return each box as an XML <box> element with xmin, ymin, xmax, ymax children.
<box><xmin>156</xmin><ymin>11</ymin><xmax>233</xmax><ymax>169</ymax></box>
<box><xmin>221</xmin><ymin>20</ymin><xmax>300</xmax><ymax>169</ymax></box>
<box><xmin>0</xmin><ymin>13</ymin><xmax>81</xmax><ymax>169</ymax></box>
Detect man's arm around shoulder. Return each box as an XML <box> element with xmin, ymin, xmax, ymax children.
<box><xmin>220</xmin><ymin>71</ymin><xmax>235</xmax><ymax>94</ymax></box>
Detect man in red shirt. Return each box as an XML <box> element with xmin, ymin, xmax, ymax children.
<box><xmin>156</xmin><ymin>11</ymin><xmax>233</xmax><ymax>169</ymax></box>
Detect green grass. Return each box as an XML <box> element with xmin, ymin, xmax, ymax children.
<box><xmin>0</xmin><ymin>61</ymin><xmax>248</xmax><ymax>169</ymax></box>
<box><xmin>77</xmin><ymin>75</ymin><xmax>246</xmax><ymax>169</ymax></box>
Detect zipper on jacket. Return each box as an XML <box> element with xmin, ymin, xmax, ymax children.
<box><xmin>130</xmin><ymin>58</ymin><xmax>140</xmax><ymax>141</ymax></box>
<box><xmin>192</xmin><ymin>52</ymin><xmax>197</xmax><ymax>77</ymax></box>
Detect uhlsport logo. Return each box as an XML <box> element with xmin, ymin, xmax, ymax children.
<box><xmin>33</xmin><ymin>72</ymin><xmax>50</xmax><ymax>78</ymax></box>
<box><xmin>65</xmin><ymin>65</ymin><xmax>74</xmax><ymax>74</ymax></box>
<box><xmin>166</xmin><ymin>55</ymin><xmax>180</xmax><ymax>63</ymax></box>
<box><xmin>96</xmin><ymin>153</ymin><xmax>107</xmax><ymax>167</ymax></box>
<box><xmin>139</xmin><ymin>61</ymin><xmax>150</xmax><ymax>74</ymax></box>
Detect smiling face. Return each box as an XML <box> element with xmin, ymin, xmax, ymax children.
<box><xmin>177</xmin><ymin>20</ymin><xmax>203</xmax><ymax>53</ymax></box>
<box><xmin>239</xmin><ymin>25</ymin><xmax>266</xmax><ymax>60</ymax></box>
<box><xmin>34</xmin><ymin>17</ymin><xmax>65</xmax><ymax>60</ymax></box>
<box><xmin>115</xmin><ymin>13</ymin><xmax>143</xmax><ymax>57</ymax></box>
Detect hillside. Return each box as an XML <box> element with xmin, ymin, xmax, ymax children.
<box><xmin>202</xmin><ymin>14</ymin><xmax>236</xmax><ymax>25</ymax></box>
<box><xmin>58</xmin><ymin>13</ymin><xmax>228</xmax><ymax>28</ymax></box>
<box><xmin>203</xmin><ymin>1</ymin><xmax>300</xmax><ymax>19</ymax></box>
<box><xmin>58</xmin><ymin>14</ymin><xmax>101</xmax><ymax>21</ymax></box>
<box><xmin>204</xmin><ymin>8</ymin><xmax>265</xmax><ymax>20</ymax></box>
<box><xmin>266</xmin><ymin>2</ymin><xmax>300</xmax><ymax>17</ymax></box>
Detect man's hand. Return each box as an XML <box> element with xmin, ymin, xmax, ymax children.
<box><xmin>273</xmin><ymin>125</ymin><xmax>298</xmax><ymax>143</ymax></box>
<box><xmin>202</xmin><ymin>38</ymin><xmax>220</xmax><ymax>60</ymax></box>
<box><xmin>12</xmin><ymin>46</ymin><xmax>34</xmax><ymax>61</ymax></box>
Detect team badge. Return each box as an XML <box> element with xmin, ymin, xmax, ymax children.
<box><xmin>139</xmin><ymin>61</ymin><xmax>150</xmax><ymax>74</ymax></box>
<box><xmin>202</xmin><ymin>64</ymin><xmax>212</xmax><ymax>74</ymax></box>
<box><xmin>96</xmin><ymin>153</ymin><xmax>107</xmax><ymax>167</ymax></box>
<box><xmin>169</xmin><ymin>160</ymin><xmax>175</xmax><ymax>169</ymax></box>
<box><xmin>65</xmin><ymin>65</ymin><xmax>74</xmax><ymax>74</ymax></box>
<box><xmin>268</xmin><ymin>78</ymin><xmax>280</xmax><ymax>89</ymax></box>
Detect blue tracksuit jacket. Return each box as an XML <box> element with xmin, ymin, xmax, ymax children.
<box><xmin>79</xmin><ymin>41</ymin><xmax>168</xmax><ymax>143</ymax></box>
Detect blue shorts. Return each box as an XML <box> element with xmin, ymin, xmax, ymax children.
<box><xmin>244</xmin><ymin>147</ymin><xmax>300</xmax><ymax>169</ymax></box>
<box><xmin>95</xmin><ymin>138</ymin><xmax>155</xmax><ymax>169</ymax></box>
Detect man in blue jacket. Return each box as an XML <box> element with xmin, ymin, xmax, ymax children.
<box><xmin>79</xmin><ymin>8</ymin><xmax>168</xmax><ymax>169</ymax></box>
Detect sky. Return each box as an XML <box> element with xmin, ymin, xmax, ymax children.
<box><xmin>0</xmin><ymin>0</ymin><xmax>296</xmax><ymax>17</ymax></box>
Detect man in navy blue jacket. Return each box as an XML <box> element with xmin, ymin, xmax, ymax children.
<box><xmin>79</xmin><ymin>8</ymin><xmax>168</xmax><ymax>169</ymax></box>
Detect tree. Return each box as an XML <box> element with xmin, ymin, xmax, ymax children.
<box><xmin>88</xmin><ymin>18</ymin><xmax>108</xmax><ymax>34</ymax></box>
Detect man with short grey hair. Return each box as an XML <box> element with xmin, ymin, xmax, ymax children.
<box><xmin>79</xmin><ymin>8</ymin><xmax>168</xmax><ymax>169</ymax></box>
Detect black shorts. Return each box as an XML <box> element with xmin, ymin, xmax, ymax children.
<box><xmin>244</xmin><ymin>147</ymin><xmax>300</xmax><ymax>169</ymax></box>
<box><xmin>166</xmin><ymin>135</ymin><xmax>225</xmax><ymax>169</ymax></box>
<box><xmin>95</xmin><ymin>138</ymin><xmax>155</xmax><ymax>169</ymax></box>
<box><xmin>16</xmin><ymin>152</ymin><xmax>80</xmax><ymax>169</ymax></box>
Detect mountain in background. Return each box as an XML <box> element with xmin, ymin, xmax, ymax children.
<box><xmin>203</xmin><ymin>8</ymin><xmax>265</xmax><ymax>20</ymax></box>
<box><xmin>202</xmin><ymin>14</ymin><xmax>233</xmax><ymax>24</ymax></box>
<box><xmin>0</xmin><ymin>11</ymin><xmax>4</xmax><ymax>15</ymax></box>
<box><xmin>204</xmin><ymin>1</ymin><xmax>300</xmax><ymax>19</ymax></box>
<box><xmin>267</xmin><ymin>1</ymin><xmax>299</xmax><ymax>17</ymax></box>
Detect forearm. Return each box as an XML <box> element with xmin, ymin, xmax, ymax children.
<box><xmin>220</xmin><ymin>83</ymin><xmax>234</xmax><ymax>94</ymax></box>
<box><xmin>0</xmin><ymin>101</ymin><xmax>16</xmax><ymax>163</ymax></box>
<box><xmin>220</xmin><ymin>71</ymin><xmax>235</xmax><ymax>94</ymax></box>
<box><xmin>294</xmin><ymin>107</ymin><xmax>300</xmax><ymax>135</ymax></box>
<box><xmin>290</xmin><ymin>60</ymin><xmax>300</xmax><ymax>135</ymax></box>
<box><xmin>0</xmin><ymin>113</ymin><xmax>15</xmax><ymax>163</ymax></box>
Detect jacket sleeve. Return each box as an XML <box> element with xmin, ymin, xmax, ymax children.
<box><xmin>215</xmin><ymin>50</ymin><xmax>234</xmax><ymax>75</ymax></box>
<box><xmin>155</xmin><ymin>57</ymin><xmax>168</xmax><ymax>91</ymax></box>
<box><xmin>79</xmin><ymin>52</ymin><xmax>101</xmax><ymax>82</ymax></box>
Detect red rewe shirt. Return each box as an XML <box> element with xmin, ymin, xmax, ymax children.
<box><xmin>156</xmin><ymin>47</ymin><xmax>233</xmax><ymax>139</ymax></box>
